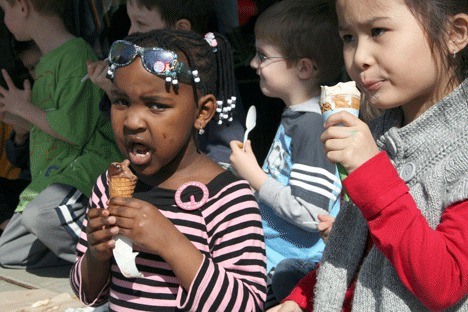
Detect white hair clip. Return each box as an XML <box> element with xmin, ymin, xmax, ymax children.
<box><xmin>204</xmin><ymin>32</ymin><xmax>218</xmax><ymax>52</ymax></box>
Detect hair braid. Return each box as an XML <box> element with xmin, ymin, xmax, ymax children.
<box><xmin>211</xmin><ymin>32</ymin><xmax>237</xmax><ymax>124</ymax></box>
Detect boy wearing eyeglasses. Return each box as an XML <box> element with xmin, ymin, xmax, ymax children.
<box><xmin>229</xmin><ymin>0</ymin><xmax>345</xmax><ymax>307</ymax></box>
<box><xmin>0</xmin><ymin>0</ymin><xmax>122</xmax><ymax>269</ymax></box>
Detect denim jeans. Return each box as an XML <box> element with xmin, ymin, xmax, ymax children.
<box><xmin>271</xmin><ymin>258</ymin><xmax>318</xmax><ymax>302</ymax></box>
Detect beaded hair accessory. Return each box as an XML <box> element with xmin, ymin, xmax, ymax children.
<box><xmin>204</xmin><ymin>32</ymin><xmax>236</xmax><ymax>125</ymax></box>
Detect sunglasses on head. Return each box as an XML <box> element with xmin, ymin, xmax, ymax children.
<box><xmin>106</xmin><ymin>40</ymin><xmax>201</xmax><ymax>92</ymax></box>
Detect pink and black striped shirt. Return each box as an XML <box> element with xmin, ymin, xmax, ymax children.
<box><xmin>70</xmin><ymin>171</ymin><xmax>267</xmax><ymax>311</ymax></box>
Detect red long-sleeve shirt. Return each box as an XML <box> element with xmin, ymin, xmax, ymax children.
<box><xmin>284</xmin><ymin>152</ymin><xmax>468</xmax><ymax>311</ymax></box>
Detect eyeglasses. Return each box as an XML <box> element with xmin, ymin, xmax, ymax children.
<box><xmin>107</xmin><ymin>40</ymin><xmax>199</xmax><ymax>90</ymax></box>
<box><xmin>256</xmin><ymin>50</ymin><xmax>299</xmax><ymax>64</ymax></box>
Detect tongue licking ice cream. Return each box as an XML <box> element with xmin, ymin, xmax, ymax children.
<box><xmin>108</xmin><ymin>159</ymin><xmax>143</xmax><ymax>278</ymax></box>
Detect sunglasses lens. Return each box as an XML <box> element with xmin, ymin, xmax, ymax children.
<box><xmin>110</xmin><ymin>41</ymin><xmax>136</xmax><ymax>65</ymax></box>
<box><xmin>108</xmin><ymin>41</ymin><xmax>193</xmax><ymax>85</ymax></box>
<box><xmin>143</xmin><ymin>49</ymin><xmax>177</xmax><ymax>74</ymax></box>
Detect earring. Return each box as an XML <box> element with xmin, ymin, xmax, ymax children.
<box><xmin>198</xmin><ymin>124</ymin><xmax>205</xmax><ymax>135</ymax></box>
<box><xmin>452</xmin><ymin>51</ymin><xmax>457</xmax><ymax>59</ymax></box>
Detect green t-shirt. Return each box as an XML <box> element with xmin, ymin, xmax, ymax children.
<box><xmin>16</xmin><ymin>38</ymin><xmax>122</xmax><ymax>212</ymax></box>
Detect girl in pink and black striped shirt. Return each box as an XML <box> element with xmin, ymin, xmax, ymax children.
<box><xmin>70</xmin><ymin>29</ymin><xmax>266</xmax><ymax>311</ymax></box>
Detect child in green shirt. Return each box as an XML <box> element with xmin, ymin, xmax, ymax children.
<box><xmin>0</xmin><ymin>0</ymin><xmax>122</xmax><ymax>268</ymax></box>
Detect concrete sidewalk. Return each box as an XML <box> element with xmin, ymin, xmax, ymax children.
<box><xmin>0</xmin><ymin>265</ymin><xmax>98</xmax><ymax>311</ymax></box>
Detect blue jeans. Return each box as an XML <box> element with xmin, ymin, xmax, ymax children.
<box><xmin>271</xmin><ymin>258</ymin><xmax>318</xmax><ymax>302</ymax></box>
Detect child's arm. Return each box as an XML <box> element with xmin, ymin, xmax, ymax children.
<box><xmin>0</xmin><ymin>69</ymin><xmax>73</xmax><ymax>144</ymax></box>
<box><xmin>279</xmin><ymin>266</ymin><xmax>318</xmax><ymax>312</ymax></box>
<box><xmin>1</xmin><ymin>113</ymin><xmax>31</xmax><ymax>137</ymax></box>
<box><xmin>257</xmin><ymin>176</ymin><xmax>337</xmax><ymax>232</ymax></box>
<box><xmin>231</xmin><ymin>114</ymin><xmax>342</xmax><ymax>231</ymax></box>
<box><xmin>230</xmin><ymin>140</ymin><xmax>268</xmax><ymax>190</ymax></box>
<box><xmin>5</xmin><ymin>129</ymin><xmax>29</xmax><ymax>169</ymax></box>
<box><xmin>345</xmin><ymin>152</ymin><xmax>468</xmax><ymax>310</ymax></box>
<box><xmin>2</xmin><ymin>114</ymin><xmax>31</xmax><ymax>169</ymax></box>
<box><xmin>70</xmin><ymin>174</ymin><xmax>113</xmax><ymax>306</ymax></box>
<box><xmin>86</xmin><ymin>60</ymin><xmax>113</xmax><ymax>98</ymax></box>
<box><xmin>107</xmin><ymin>196</ymin><xmax>204</xmax><ymax>290</ymax></box>
<box><xmin>79</xmin><ymin>208</ymin><xmax>114</xmax><ymax>299</ymax></box>
<box><xmin>317</xmin><ymin>214</ymin><xmax>334</xmax><ymax>242</ymax></box>
<box><xmin>267</xmin><ymin>301</ymin><xmax>304</xmax><ymax>312</ymax></box>
<box><xmin>322</xmin><ymin>112</ymin><xmax>468</xmax><ymax>309</ymax></box>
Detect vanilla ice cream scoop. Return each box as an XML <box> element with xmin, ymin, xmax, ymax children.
<box><xmin>320</xmin><ymin>81</ymin><xmax>361</xmax><ymax>121</ymax></box>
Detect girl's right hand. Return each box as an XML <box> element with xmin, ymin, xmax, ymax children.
<box><xmin>229</xmin><ymin>140</ymin><xmax>267</xmax><ymax>191</ymax></box>
<box><xmin>86</xmin><ymin>207</ymin><xmax>118</xmax><ymax>261</ymax></box>
<box><xmin>267</xmin><ymin>301</ymin><xmax>303</xmax><ymax>312</ymax></box>
<box><xmin>86</xmin><ymin>60</ymin><xmax>113</xmax><ymax>96</ymax></box>
<box><xmin>317</xmin><ymin>214</ymin><xmax>335</xmax><ymax>242</ymax></box>
<box><xmin>320</xmin><ymin>111</ymin><xmax>379</xmax><ymax>174</ymax></box>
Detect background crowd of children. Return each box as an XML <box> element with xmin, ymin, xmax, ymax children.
<box><xmin>0</xmin><ymin>0</ymin><xmax>466</xmax><ymax>311</ymax></box>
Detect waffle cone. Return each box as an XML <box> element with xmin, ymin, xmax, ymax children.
<box><xmin>109</xmin><ymin>177</ymin><xmax>137</xmax><ymax>198</ymax></box>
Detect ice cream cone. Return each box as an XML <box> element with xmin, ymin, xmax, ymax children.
<box><xmin>320</xmin><ymin>81</ymin><xmax>361</xmax><ymax>121</ymax></box>
<box><xmin>108</xmin><ymin>159</ymin><xmax>137</xmax><ymax>198</ymax></box>
<box><xmin>108</xmin><ymin>159</ymin><xmax>142</xmax><ymax>278</ymax></box>
<box><xmin>320</xmin><ymin>81</ymin><xmax>362</xmax><ymax>203</ymax></box>
<box><xmin>109</xmin><ymin>177</ymin><xmax>137</xmax><ymax>198</ymax></box>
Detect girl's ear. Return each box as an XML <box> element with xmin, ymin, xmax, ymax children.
<box><xmin>296</xmin><ymin>58</ymin><xmax>316</xmax><ymax>80</ymax></box>
<box><xmin>175</xmin><ymin>19</ymin><xmax>192</xmax><ymax>31</ymax></box>
<box><xmin>194</xmin><ymin>94</ymin><xmax>216</xmax><ymax>130</ymax></box>
<box><xmin>447</xmin><ymin>13</ymin><xmax>468</xmax><ymax>54</ymax></box>
<box><xmin>18</xmin><ymin>0</ymin><xmax>30</xmax><ymax>16</ymax></box>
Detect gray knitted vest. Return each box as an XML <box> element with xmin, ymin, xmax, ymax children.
<box><xmin>313</xmin><ymin>79</ymin><xmax>468</xmax><ymax>312</ymax></box>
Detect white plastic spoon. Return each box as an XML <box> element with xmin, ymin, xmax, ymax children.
<box><xmin>243</xmin><ymin>105</ymin><xmax>257</xmax><ymax>150</ymax></box>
